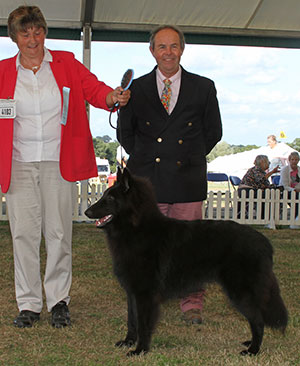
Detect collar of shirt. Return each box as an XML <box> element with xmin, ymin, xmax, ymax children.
<box><xmin>16</xmin><ymin>47</ymin><xmax>53</xmax><ymax>69</ymax></box>
<box><xmin>156</xmin><ymin>67</ymin><xmax>181</xmax><ymax>114</ymax></box>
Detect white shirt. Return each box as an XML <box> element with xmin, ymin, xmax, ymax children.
<box><xmin>156</xmin><ymin>67</ymin><xmax>181</xmax><ymax>114</ymax></box>
<box><xmin>13</xmin><ymin>48</ymin><xmax>61</xmax><ymax>162</ymax></box>
<box><xmin>116</xmin><ymin>145</ymin><xmax>129</xmax><ymax>164</ymax></box>
<box><xmin>267</xmin><ymin>142</ymin><xmax>294</xmax><ymax>160</ymax></box>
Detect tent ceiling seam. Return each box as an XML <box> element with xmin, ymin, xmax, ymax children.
<box><xmin>245</xmin><ymin>0</ymin><xmax>265</xmax><ymax>29</ymax></box>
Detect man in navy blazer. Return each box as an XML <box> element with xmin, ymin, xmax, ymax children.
<box><xmin>118</xmin><ymin>25</ymin><xmax>222</xmax><ymax>324</ymax></box>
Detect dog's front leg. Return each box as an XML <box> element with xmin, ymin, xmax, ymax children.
<box><xmin>115</xmin><ymin>292</ymin><xmax>137</xmax><ymax>348</ymax></box>
<box><xmin>127</xmin><ymin>294</ymin><xmax>160</xmax><ymax>356</ymax></box>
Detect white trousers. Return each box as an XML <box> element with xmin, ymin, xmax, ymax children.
<box><xmin>5</xmin><ymin>161</ymin><xmax>73</xmax><ymax>313</ymax></box>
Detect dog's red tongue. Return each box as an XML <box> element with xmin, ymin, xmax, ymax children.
<box><xmin>95</xmin><ymin>215</ymin><xmax>112</xmax><ymax>227</ymax></box>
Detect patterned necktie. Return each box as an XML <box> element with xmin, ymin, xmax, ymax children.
<box><xmin>161</xmin><ymin>79</ymin><xmax>172</xmax><ymax>112</ymax></box>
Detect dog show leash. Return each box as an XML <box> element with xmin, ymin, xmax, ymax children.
<box><xmin>109</xmin><ymin>69</ymin><xmax>134</xmax><ymax>168</ymax></box>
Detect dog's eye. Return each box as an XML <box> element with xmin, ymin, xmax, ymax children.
<box><xmin>107</xmin><ymin>195</ymin><xmax>115</xmax><ymax>202</ymax></box>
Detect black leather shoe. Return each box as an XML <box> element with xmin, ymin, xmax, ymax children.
<box><xmin>13</xmin><ymin>310</ymin><xmax>40</xmax><ymax>328</ymax></box>
<box><xmin>51</xmin><ymin>301</ymin><xmax>71</xmax><ymax>328</ymax></box>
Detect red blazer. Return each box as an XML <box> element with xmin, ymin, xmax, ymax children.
<box><xmin>0</xmin><ymin>50</ymin><xmax>113</xmax><ymax>193</ymax></box>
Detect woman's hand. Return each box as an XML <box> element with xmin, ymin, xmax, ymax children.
<box><xmin>106</xmin><ymin>87</ymin><xmax>131</xmax><ymax>108</ymax></box>
<box><xmin>272</xmin><ymin>165</ymin><xmax>280</xmax><ymax>174</ymax></box>
<box><xmin>266</xmin><ymin>165</ymin><xmax>280</xmax><ymax>179</ymax></box>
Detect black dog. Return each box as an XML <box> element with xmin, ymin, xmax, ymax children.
<box><xmin>85</xmin><ymin>168</ymin><xmax>288</xmax><ymax>356</ymax></box>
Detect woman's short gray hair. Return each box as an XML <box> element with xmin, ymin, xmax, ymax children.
<box><xmin>8</xmin><ymin>5</ymin><xmax>48</xmax><ymax>42</ymax></box>
<box><xmin>254</xmin><ymin>155</ymin><xmax>269</xmax><ymax>168</ymax></box>
<box><xmin>149</xmin><ymin>25</ymin><xmax>185</xmax><ymax>50</ymax></box>
<box><xmin>288</xmin><ymin>151</ymin><xmax>300</xmax><ymax>161</ymax></box>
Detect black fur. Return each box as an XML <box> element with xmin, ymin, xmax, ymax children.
<box><xmin>85</xmin><ymin>168</ymin><xmax>288</xmax><ymax>356</ymax></box>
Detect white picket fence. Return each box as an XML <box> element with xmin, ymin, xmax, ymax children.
<box><xmin>1</xmin><ymin>184</ymin><xmax>299</xmax><ymax>229</ymax></box>
<box><xmin>205</xmin><ymin>189</ymin><xmax>299</xmax><ymax>228</ymax></box>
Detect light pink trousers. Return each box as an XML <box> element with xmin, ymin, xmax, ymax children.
<box><xmin>5</xmin><ymin>161</ymin><xmax>73</xmax><ymax>313</ymax></box>
<box><xmin>157</xmin><ymin>202</ymin><xmax>205</xmax><ymax>312</ymax></box>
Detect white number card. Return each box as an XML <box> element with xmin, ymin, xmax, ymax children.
<box><xmin>0</xmin><ymin>99</ymin><xmax>16</xmax><ymax>119</ymax></box>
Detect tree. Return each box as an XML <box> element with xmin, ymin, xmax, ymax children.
<box><xmin>92</xmin><ymin>137</ymin><xmax>119</xmax><ymax>173</ymax></box>
<box><xmin>287</xmin><ymin>138</ymin><xmax>300</xmax><ymax>152</ymax></box>
<box><xmin>207</xmin><ymin>141</ymin><xmax>260</xmax><ymax>162</ymax></box>
<box><xmin>207</xmin><ymin>141</ymin><xmax>233</xmax><ymax>162</ymax></box>
<box><xmin>93</xmin><ymin>137</ymin><xmax>106</xmax><ymax>157</ymax></box>
<box><xmin>98</xmin><ymin>135</ymin><xmax>112</xmax><ymax>143</ymax></box>
<box><xmin>232</xmin><ymin>144</ymin><xmax>259</xmax><ymax>154</ymax></box>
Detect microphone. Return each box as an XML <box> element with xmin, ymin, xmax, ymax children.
<box><xmin>120</xmin><ymin>69</ymin><xmax>134</xmax><ymax>91</ymax></box>
<box><xmin>114</xmin><ymin>69</ymin><xmax>134</xmax><ymax>108</ymax></box>
<box><xmin>109</xmin><ymin>69</ymin><xmax>134</xmax><ymax>129</ymax></box>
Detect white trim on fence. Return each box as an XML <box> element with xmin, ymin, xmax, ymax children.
<box><xmin>1</xmin><ymin>184</ymin><xmax>299</xmax><ymax>228</ymax></box>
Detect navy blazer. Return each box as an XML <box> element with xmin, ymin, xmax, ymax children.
<box><xmin>118</xmin><ymin>66</ymin><xmax>222</xmax><ymax>203</ymax></box>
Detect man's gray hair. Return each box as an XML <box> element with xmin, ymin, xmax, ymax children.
<box><xmin>149</xmin><ymin>25</ymin><xmax>185</xmax><ymax>50</ymax></box>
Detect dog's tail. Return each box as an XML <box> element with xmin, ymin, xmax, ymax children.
<box><xmin>262</xmin><ymin>272</ymin><xmax>288</xmax><ymax>332</ymax></box>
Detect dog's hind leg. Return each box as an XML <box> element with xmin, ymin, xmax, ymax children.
<box><xmin>227</xmin><ymin>290</ymin><xmax>264</xmax><ymax>355</ymax></box>
<box><xmin>240</xmin><ymin>318</ymin><xmax>264</xmax><ymax>355</ymax></box>
<box><xmin>239</xmin><ymin>309</ymin><xmax>264</xmax><ymax>355</ymax></box>
<box><xmin>127</xmin><ymin>294</ymin><xmax>160</xmax><ymax>356</ymax></box>
<box><xmin>116</xmin><ymin>293</ymin><xmax>137</xmax><ymax>348</ymax></box>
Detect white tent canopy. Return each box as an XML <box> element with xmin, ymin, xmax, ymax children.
<box><xmin>1</xmin><ymin>0</ymin><xmax>300</xmax><ymax>48</ymax></box>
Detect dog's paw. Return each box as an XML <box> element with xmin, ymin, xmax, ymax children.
<box><xmin>115</xmin><ymin>339</ymin><xmax>136</xmax><ymax>348</ymax></box>
<box><xmin>126</xmin><ymin>348</ymin><xmax>147</xmax><ymax>357</ymax></box>
<box><xmin>240</xmin><ymin>348</ymin><xmax>258</xmax><ymax>356</ymax></box>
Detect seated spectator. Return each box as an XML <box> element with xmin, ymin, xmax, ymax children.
<box><xmin>239</xmin><ymin>155</ymin><xmax>279</xmax><ymax>190</ymax></box>
<box><xmin>279</xmin><ymin>152</ymin><xmax>300</xmax><ymax>192</ymax></box>
<box><xmin>238</xmin><ymin>155</ymin><xmax>280</xmax><ymax>219</ymax></box>
<box><xmin>279</xmin><ymin>151</ymin><xmax>300</xmax><ymax>228</ymax></box>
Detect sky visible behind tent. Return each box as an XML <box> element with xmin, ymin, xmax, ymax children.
<box><xmin>1</xmin><ymin>36</ymin><xmax>300</xmax><ymax>147</ymax></box>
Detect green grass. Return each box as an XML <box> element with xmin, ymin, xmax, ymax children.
<box><xmin>0</xmin><ymin>221</ymin><xmax>299</xmax><ymax>365</ymax></box>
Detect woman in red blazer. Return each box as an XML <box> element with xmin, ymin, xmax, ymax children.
<box><xmin>0</xmin><ymin>5</ymin><xmax>130</xmax><ymax>328</ymax></box>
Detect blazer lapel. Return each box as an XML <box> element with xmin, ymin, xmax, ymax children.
<box><xmin>1</xmin><ymin>56</ymin><xmax>18</xmax><ymax>99</ymax></box>
<box><xmin>170</xmin><ymin>67</ymin><xmax>191</xmax><ymax>118</ymax></box>
<box><xmin>48</xmin><ymin>51</ymin><xmax>70</xmax><ymax>140</ymax></box>
<box><xmin>142</xmin><ymin>68</ymin><xmax>170</xmax><ymax>117</ymax></box>
<box><xmin>49</xmin><ymin>51</ymin><xmax>69</xmax><ymax>100</ymax></box>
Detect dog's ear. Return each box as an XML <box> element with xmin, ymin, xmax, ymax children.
<box><xmin>122</xmin><ymin>167</ymin><xmax>131</xmax><ymax>192</ymax></box>
<box><xmin>117</xmin><ymin>166</ymin><xmax>123</xmax><ymax>182</ymax></box>
<box><xmin>117</xmin><ymin>166</ymin><xmax>130</xmax><ymax>192</ymax></box>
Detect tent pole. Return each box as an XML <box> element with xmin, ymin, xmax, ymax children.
<box><xmin>83</xmin><ymin>25</ymin><xmax>91</xmax><ymax>120</ymax></box>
